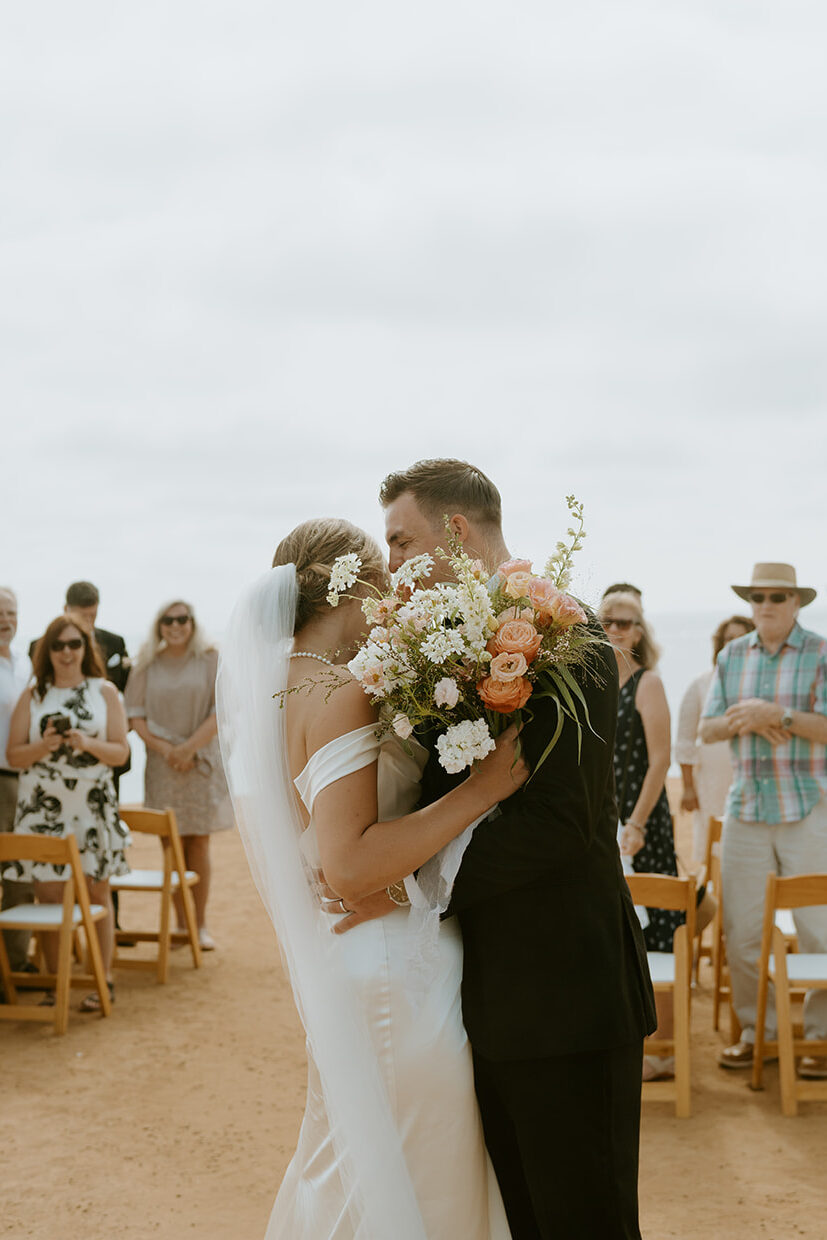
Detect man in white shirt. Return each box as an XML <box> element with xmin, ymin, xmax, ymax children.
<box><xmin>0</xmin><ymin>586</ymin><xmax>34</xmax><ymax>971</ymax></box>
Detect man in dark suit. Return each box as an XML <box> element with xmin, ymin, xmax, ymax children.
<box><xmin>63</xmin><ymin>581</ymin><xmax>131</xmax><ymax>696</ymax></box>
<box><xmin>376</xmin><ymin>459</ymin><xmax>657</xmax><ymax>1239</ymax></box>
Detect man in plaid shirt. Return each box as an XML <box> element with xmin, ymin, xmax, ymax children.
<box><xmin>701</xmin><ymin>562</ymin><xmax>827</xmax><ymax>1076</ymax></box>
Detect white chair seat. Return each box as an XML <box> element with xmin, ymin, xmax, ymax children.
<box><xmin>646</xmin><ymin>951</ymin><xmax>675</xmax><ymax>985</ymax></box>
<box><xmin>769</xmin><ymin>953</ymin><xmax>827</xmax><ymax>983</ymax></box>
<box><xmin>111</xmin><ymin>869</ymin><xmax>197</xmax><ymax>891</ymax></box>
<box><xmin>0</xmin><ymin>902</ymin><xmax>105</xmax><ymax>928</ymax></box>
<box><xmin>775</xmin><ymin>909</ymin><xmax>798</xmax><ymax>938</ymax></box>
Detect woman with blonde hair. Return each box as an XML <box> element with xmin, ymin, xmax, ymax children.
<box><xmin>125</xmin><ymin>600</ymin><xmax>231</xmax><ymax>950</ymax></box>
<box><xmin>217</xmin><ymin>516</ymin><xmax>526</xmax><ymax>1239</ymax></box>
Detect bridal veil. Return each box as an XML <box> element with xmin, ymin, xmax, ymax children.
<box><xmin>215</xmin><ymin>565</ymin><xmax>428</xmax><ymax>1240</ymax></box>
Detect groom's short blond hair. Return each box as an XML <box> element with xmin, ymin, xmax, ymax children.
<box><xmin>379</xmin><ymin>459</ymin><xmax>502</xmax><ymax>529</ymax></box>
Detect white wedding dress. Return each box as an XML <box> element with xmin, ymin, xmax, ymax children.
<box><xmin>266</xmin><ymin>724</ymin><xmax>510</xmax><ymax>1240</ymax></box>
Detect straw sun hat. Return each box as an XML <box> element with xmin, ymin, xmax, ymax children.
<box><xmin>731</xmin><ymin>562</ymin><xmax>817</xmax><ymax>607</ymax></box>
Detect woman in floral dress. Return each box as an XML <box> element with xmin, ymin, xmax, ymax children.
<box><xmin>6</xmin><ymin>615</ymin><xmax>130</xmax><ymax>1010</ymax></box>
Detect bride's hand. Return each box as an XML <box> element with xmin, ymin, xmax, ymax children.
<box><xmin>468</xmin><ymin>723</ymin><xmax>529</xmax><ymax>800</ymax></box>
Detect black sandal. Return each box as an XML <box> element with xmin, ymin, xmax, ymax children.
<box><xmin>79</xmin><ymin>982</ymin><xmax>115</xmax><ymax>1013</ymax></box>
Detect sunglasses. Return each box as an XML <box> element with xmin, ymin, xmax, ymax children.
<box><xmin>749</xmin><ymin>592</ymin><xmax>792</xmax><ymax>605</ymax></box>
<box><xmin>51</xmin><ymin>638</ymin><xmax>84</xmax><ymax>652</ymax></box>
<box><xmin>160</xmin><ymin>614</ymin><xmax>192</xmax><ymax>627</ymax></box>
<box><xmin>601</xmin><ymin>617</ymin><xmax>637</xmax><ymax>632</ymax></box>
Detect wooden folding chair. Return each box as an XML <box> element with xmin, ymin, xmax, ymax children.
<box><xmin>111</xmin><ymin>806</ymin><xmax>201</xmax><ymax>983</ymax></box>
<box><xmin>0</xmin><ymin>835</ymin><xmax>111</xmax><ymax>1034</ymax></box>
<box><xmin>751</xmin><ymin>873</ymin><xmax>827</xmax><ymax>1114</ymax></box>
<box><xmin>626</xmin><ymin>873</ymin><xmax>696</xmax><ymax>1117</ymax></box>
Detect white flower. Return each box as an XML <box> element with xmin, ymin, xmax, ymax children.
<box><xmin>434</xmin><ymin>677</ymin><xmax>460</xmax><ymax>709</ymax></box>
<box><xmin>347</xmin><ymin>645</ymin><xmax>388</xmax><ymax>697</ymax></box>
<box><xmin>329</xmin><ymin>553</ymin><xmax>362</xmax><ymax>598</ymax></box>
<box><xmin>391</xmin><ymin>554</ymin><xmax>434</xmax><ymax>591</ymax></box>
<box><xmin>421</xmin><ymin>628</ymin><xmax>466</xmax><ymax>664</ymax></box>
<box><xmin>392</xmin><ymin>712</ymin><xmax>414</xmax><ymax>739</ymax></box>
<box><xmin>396</xmin><ymin>602</ymin><xmax>429</xmax><ymax>631</ymax></box>
<box><xmin>436</xmin><ymin>719</ymin><xmax>496</xmax><ymax>774</ymax></box>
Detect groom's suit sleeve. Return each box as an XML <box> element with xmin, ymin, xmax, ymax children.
<box><xmin>446</xmin><ymin>642</ymin><xmax>619</xmax><ymax>915</ymax></box>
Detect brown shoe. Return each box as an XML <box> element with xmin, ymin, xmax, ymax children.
<box><xmin>719</xmin><ymin>1041</ymin><xmax>754</xmax><ymax>1068</ymax></box>
<box><xmin>718</xmin><ymin>1041</ymin><xmax>778</xmax><ymax>1069</ymax></box>
<box><xmin>798</xmin><ymin>1056</ymin><xmax>827</xmax><ymax>1079</ymax></box>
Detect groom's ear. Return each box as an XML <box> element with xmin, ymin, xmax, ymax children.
<box><xmin>447</xmin><ymin>514</ymin><xmax>470</xmax><ymax>543</ymax></box>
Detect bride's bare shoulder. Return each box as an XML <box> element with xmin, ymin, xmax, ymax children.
<box><xmin>294</xmin><ymin>667</ymin><xmax>378</xmax><ymax>755</ymax></box>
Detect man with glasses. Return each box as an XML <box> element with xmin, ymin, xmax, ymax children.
<box><xmin>700</xmin><ymin>563</ymin><xmax>827</xmax><ymax>1076</ymax></box>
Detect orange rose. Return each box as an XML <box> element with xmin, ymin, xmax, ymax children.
<box><xmin>504</xmin><ymin>572</ymin><xmax>534</xmax><ymax>601</ymax></box>
<box><xmin>491</xmin><ymin>619</ymin><xmax>542</xmax><ymax>663</ymax></box>
<box><xmin>549</xmin><ymin>593</ymin><xmax>587</xmax><ymax>628</ymax></box>
<box><xmin>498</xmin><ymin>558</ymin><xmax>533</xmax><ymax>578</ymax></box>
<box><xmin>489</xmin><ymin>651</ymin><xmax>528</xmax><ymax>681</ymax></box>
<box><xmin>496</xmin><ymin>606</ymin><xmax>535</xmax><ymax>626</ymax></box>
<box><xmin>478</xmin><ymin>675</ymin><xmax>533</xmax><ymax>712</ymax></box>
<box><xmin>527</xmin><ymin>577</ymin><xmax>560</xmax><ymax>617</ymax></box>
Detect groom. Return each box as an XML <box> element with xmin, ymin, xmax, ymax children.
<box><xmin>342</xmin><ymin>459</ymin><xmax>656</xmax><ymax>1239</ymax></box>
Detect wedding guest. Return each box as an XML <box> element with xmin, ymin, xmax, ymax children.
<box><xmin>701</xmin><ymin>563</ymin><xmax>827</xmax><ymax>1077</ymax></box>
<box><xmin>5</xmin><ymin>616</ymin><xmax>130</xmax><ymax>1010</ymax></box>
<box><xmin>124</xmin><ymin>601</ymin><xmax>232</xmax><ymax>951</ymax></box>
<box><xmin>602</xmin><ymin>582</ymin><xmax>643</xmax><ymax>601</ymax></box>
<box><xmin>63</xmin><ymin>581</ymin><xmax>131</xmax><ymax>693</ymax></box>
<box><xmin>0</xmin><ymin>587</ymin><xmax>34</xmax><ymax>974</ymax></box>
<box><xmin>599</xmin><ymin>589</ymin><xmax>681</xmax><ymax>1082</ymax></box>
<box><xmin>28</xmin><ymin>582</ymin><xmax>132</xmax><ymax>789</ymax></box>
<box><xmin>676</xmin><ymin>615</ymin><xmax>754</xmax><ymax>866</ymax></box>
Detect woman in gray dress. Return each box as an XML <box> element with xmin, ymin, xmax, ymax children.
<box><xmin>125</xmin><ymin>601</ymin><xmax>232</xmax><ymax>950</ymax></box>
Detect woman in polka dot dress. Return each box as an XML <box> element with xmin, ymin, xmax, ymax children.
<box><xmin>598</xmin><ymin>589</ymin><xmax>682</xmax><ymax>954</ymax></box>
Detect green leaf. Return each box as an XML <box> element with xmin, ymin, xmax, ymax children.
<box><xmin>527</xmin><ymin>697</ymin><xmax>564</xmax><ymax>782</ymax></box>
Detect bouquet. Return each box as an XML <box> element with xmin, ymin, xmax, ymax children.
<box><xmin>325</xmin><ymin>496</ymin><xmax>605</xmax><ymax>775</ymax></box>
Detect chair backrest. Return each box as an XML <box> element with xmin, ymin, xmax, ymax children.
<box><xmin>765</xmin><ymin>872</ymin><xmax>827</xmax><ymax>912</ymax></box>
<box><xmin>0</xmin><ymin>833</ymin><xmax>81</xmax><ymax>868</ymax></box>
<box><xmin>626</xmin><ymin>872</ymin><xmax>697</xmax><ymax>946</ymax></box>
<box><xmin>118</xmin><ymin>805</ymin><xmax>187</xmax><ymax>884</ymax></box>
<box><xmin>118</xmin><ymin>805</ymin><xmax>179</xmax><ymax>838</ymax></box>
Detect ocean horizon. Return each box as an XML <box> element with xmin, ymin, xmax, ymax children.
<box><xmin>16</xmin><ymin>605</ymin><xmax>827</xmax><ymax>805</ymax></box>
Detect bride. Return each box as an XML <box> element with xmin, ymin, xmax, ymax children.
<box><xmin>216</xmin><ymin>518</ymin><xmax>527</xmax><ymax>1240</ymax></box>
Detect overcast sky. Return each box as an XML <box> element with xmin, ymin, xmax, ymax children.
<box><xmin>4</xmin><ymin>1</ymin><xmax>826</xmax><ymax>651</ymax></box>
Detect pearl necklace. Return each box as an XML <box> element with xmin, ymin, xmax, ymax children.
<box><xmin>289</xmin><ymin>651</ymin><xmax>336</xmax><ymax>668</ymax></box>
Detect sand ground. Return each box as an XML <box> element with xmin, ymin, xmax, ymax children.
<box><xmin>4</xmin><ymin>796</ymin><xmax>826</xmax><ymax>1240</ymax></box>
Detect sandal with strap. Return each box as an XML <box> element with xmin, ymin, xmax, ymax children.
<box><xmin>79</xmin><ymin>982</ymin><xmax>115</xmax><ymax>1014</ymax></box>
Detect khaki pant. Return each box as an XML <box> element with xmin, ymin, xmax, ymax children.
<box><xmin>0</xmin><ymin>774</ymin><xmax>34</xmax><ymax>971</ymax></box>
<box><xmin>722</xmin><ymin>797</ymin><xmax>827</xmax><ymax>1043</ymax></box>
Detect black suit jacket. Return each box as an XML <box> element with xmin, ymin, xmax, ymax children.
<box><xmin>425</xmin><ymin>637</ymin><xmax>656</xmax><ymax>1062</ymax></box>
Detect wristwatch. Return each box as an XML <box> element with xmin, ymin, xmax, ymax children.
<box><xmin>780</xmin><ymin>708</ymin><xmax>793</xmax><ymax>729</ymax></box>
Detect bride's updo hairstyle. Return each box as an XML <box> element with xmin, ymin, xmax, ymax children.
<box><xmin>273</xmin><ymin>518</ymin><xmax>388</xmax><ymax>631</ymax></box>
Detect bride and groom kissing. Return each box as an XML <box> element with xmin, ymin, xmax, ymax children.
<box><xmin>217</xmin><ymin>458</ymin><xmax>656</xmax><ymax>1240</ymax></box>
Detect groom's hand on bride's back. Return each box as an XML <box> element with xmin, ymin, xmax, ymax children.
<box><xmin>314</xmin><ymin>870</ymin><xmax>396</xmax><ymax>935</ymax></box>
